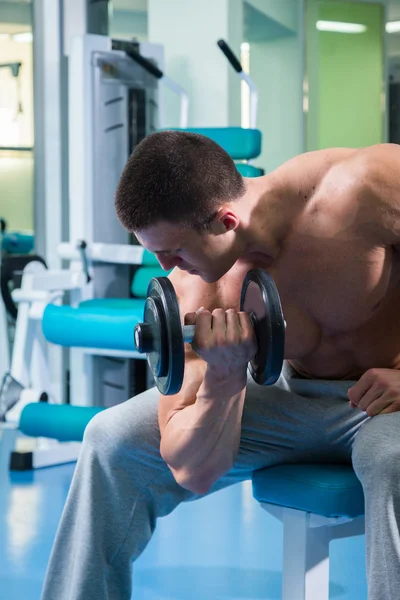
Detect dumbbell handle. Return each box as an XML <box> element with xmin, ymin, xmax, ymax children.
<box><xmin>135</xmin><ymin>318</ymin><xmax>257</xmax><ymax>353</ymax></box>
<box><xmin>135</xmin><ymin>314</ymin><xmax>286</xmax><ymax>353</ymax></box>
<box><xmin>134</xmin><ymin>322</ymin><xmax>196</xmax><ymax>353</ymax></box>
<box><xmin>182</xmin><ymin>318</ymin><xmax>263</xmax><ymax>343</ymax></box>
<box><xmin>183</xmin><ymin>324</ymin><xmax>196</xmax><ymax>343</ymax></box>
<box><xmin>184</xmin><ymin>315</ymin><xmax>287</xmax><ymax>344</ymax></box>
<box><xmin>135</xmin><ymin>319</ymin><xmax>246</xmax><ymax>353</ymax></box>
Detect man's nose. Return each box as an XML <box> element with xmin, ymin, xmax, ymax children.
<box><xmin>157</xmin><ymin>255</ymin><xmax>182</xmax><ymax>271</ymax></box>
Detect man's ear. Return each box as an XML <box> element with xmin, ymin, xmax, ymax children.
<box><xmin>210</xmin><ymin>209</ymin><xmax>239</xmax><ymax>234</ymax></box>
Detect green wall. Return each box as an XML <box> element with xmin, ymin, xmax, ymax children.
<box><xmin>307</xmin><ymin>0</ymin><xmax>385</xmax><ymax>150</ymax></box>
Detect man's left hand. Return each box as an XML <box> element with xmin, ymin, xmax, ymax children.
<box><xmin>348</xmin><ymin>368</ymin><xmax>400</xmax><ymax>416</ymax></box>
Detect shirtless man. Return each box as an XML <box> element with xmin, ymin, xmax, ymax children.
<box><xmin>41</xmin><ymin>131</ymin><xmax>400</xmax><ymax>600</ymax></box>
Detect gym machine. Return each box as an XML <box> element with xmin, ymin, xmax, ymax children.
<box><xmin>0</xmin><ymin>218</ymin><xmax>38</xmax><ymax>400</ymax></box>
<box><xmin>0</xmin><ymin>35</ymin><xmax>174</xmax><ymax>469</ymax></box>
<box><xmin>2</xmin><ymin>36</ymin><xmax>265</xmax><ymax>470</ymax></box>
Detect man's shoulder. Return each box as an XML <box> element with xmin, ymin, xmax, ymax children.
<box><xmin>310</xmin><ymin>144</ymin><xmax>400</xmax><ymax>245</ymax></box>
<box><xmin>273</xmin><ymin>147</ymin><xmax>359</xmax><ymax>203</ymax></box>
<box><xmin>329</xmin><ymin>144</ymin><xmax>400</xmax><ymax>188</ymax></box>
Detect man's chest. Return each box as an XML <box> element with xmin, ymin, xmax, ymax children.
<box><xmin>271</xmin><ymin>235</ymin><xmax>400</xmax><ymax>374</ymax></box>
<box><xmin>271</xmin><ymin>231</ymin><xmax>396</xmax><ymax>334</ymax></box>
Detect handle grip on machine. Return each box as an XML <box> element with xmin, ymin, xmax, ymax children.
<box><xmin>77</xmin><ymin>240</ymin><xmax>91</xmax><ymax>284</ymax></box>
<box><xmin>115</xmin><ymin>41</ymin><xmax>189</xmax><ymax>129</ymax></box>
<box><xmin>217</xmin><ymin>39</ymin><xmax>243</xmax><ymax>73</ymax></box>
<box><xmin>217</xmin><ymin>38</ymin><xmax>258</xmax><ymax>130</ymax></box>
<box><xmin>124</xmin><ymin>47</ymin><xmax>164</xmax><ymax>80</ymax></box>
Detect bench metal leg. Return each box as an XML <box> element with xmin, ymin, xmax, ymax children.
<box><xmin>282</xmin><ymin>507</ymin><xmax>330</xmax><ymax>600</ymax></box>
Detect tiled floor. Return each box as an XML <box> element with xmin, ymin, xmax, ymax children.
<box><xmin>0</xmin><ymin>456</ymin><xmax>367</xmax><ymax>599</ymax></box>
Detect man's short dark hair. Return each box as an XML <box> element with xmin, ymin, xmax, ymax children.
<box><xmin>115</xmin><ymin>130</ymin><xmax>245</xmax><ymax>232</ymax></box>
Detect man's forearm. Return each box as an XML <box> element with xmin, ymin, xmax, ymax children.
<box><xmin>160</xmin><ymin>366</ymin><xmax>247</xmax><ymax>493</ymax></box>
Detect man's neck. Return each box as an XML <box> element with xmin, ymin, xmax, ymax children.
<box><xmin>237</xmin><ymin>174</ymin><xmax>301</xmax><ymax>262</ymax></box>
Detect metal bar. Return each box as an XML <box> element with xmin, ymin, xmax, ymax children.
<box><xmin>183</xmin><ymin>325</ymin><xmax>196</xmax><ymax>343</ymax></box>
<box><xmin>241</xmin><ymin>71</ymin><xmax>258</xmax><ymax>130</ymax></box>
<box><xmin>0</xmin><ymin>146</ymin><xmax>33</xmax><ymax>152</ymax></box>
<box><xmin>32</xmin><ymin>0</ymin><xmax>63</xmax><ymax>266</ymax></box>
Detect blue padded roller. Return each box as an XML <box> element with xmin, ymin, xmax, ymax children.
<box><xmin>252</xmin><ymin>464</ymin><xmax>365</xmax><ymax>519</ymax></box>
<box><xmin>169</xmin><ymin>127</ymin><xmax>262</xmax><ymax>160</ymax></box>
<box><xmin>131</xmin><ymin>266</ymin><xmax>170</xmax><ymax>298</ymax></box>
<box><xmin>2</xmin><ymin>232</ymin><xmax>34</xmax><ymax>254</ymax></box>
<box><xmin>42</xmin><ymin>299</ymin><xmax>145</xmax><ymax>350</ymax></box>
<box><xmin>20</xmin><ymin>403</ymin><xmax>105</xmax><ymax>442</ymax></box>
<box><xmin>77</xmin><ymin>298</ymin><xmax>144</xmax><ymax>312</ymax></box>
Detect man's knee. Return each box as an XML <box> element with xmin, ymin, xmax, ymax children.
<box><xmin>83</xmin><ymin>389</ymin><xmax>161</xmax><ymax>463</ymax></box>
<box><xmin>83</xmin><ymin>409</ymin><xmax>117</xmax><ymax>449</ymax></box>
<box><xmin>352</xmin><ymin>414</ymin><xmax>400</xmax><ymax>483</ymax></box>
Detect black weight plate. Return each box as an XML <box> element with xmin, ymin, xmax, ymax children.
<box><xmin>145</xmin><ymin>277</ymin><xmax>185</xmax><ymax>395</ymax></box>
<box><xmin>240</xmin><ymin>269</ymin><xmax>285</xmax><ymax>386</ymax></box>
<box><xmin>143</xmin><ymin>296</ymin><xmax>167</xmax><ymax>377</ymax></box>
<box><xmin>0</xmin><ymin>255</ymin><xmax>47</xmax><ymax>320</ymax></box>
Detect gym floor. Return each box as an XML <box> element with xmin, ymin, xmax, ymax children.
<box><xmin>0</xmin><ymin>457</ymin><xmax>367</xmax><ymax>600</ymax></box>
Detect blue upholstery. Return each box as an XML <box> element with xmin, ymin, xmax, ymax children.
<box><xmin>20</xmin><ymin>403</ymin><xmax>105</xmax><ymax>442</ymax></box>
<box><xmin>236</xmin><ymin>163</ymin><xmax>264</xmax><ymax>178</ymax></box>
<box><xmin>142</xmin><ymin>249</ymin><xmax>159</xmax><ymax>266</ymax></box>
<box><xmin>252</xmin><ymin>464</ymin><xmax>365</xmax><ymax>519</ymax></box>
<box><xmin>43</xmin><ymin>299</ymin><xmax>144</xmax><ymax>351</ymax></box>
<box><xmin>2</xmin><ymin>232</ymin><xmax>34</xmax><ymax>254</ymax></box>
<box><xmin>131</xmin><ymin>266</ymin><xmax>170</xmax><ymax>297</ymax></box>
<box><xmin>170</xmin><ymin>127</ymin><xmax>262</xmax><ymax>160</ymax></box>
<box><xmin>77</xmin><ymin>298</ymin><xmax>142</xmax><ymax>311</ymax></box>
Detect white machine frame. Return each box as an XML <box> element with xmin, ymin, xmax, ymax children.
<box><xmin>0</xmin><ymin>286</ymin><xmax>10</xmax><ymax>382</ymax></box>
<box><xmin>1</xmin><ymin>241</ymin><xmax>147</xmax><ymax>469</ymax></box>
<box><xmin>0</xmin><ymin>259</ymin><xmax>87</xmax><ymax>469</ymax></box>
<box><xmin>67</xmin><ymin>34</ymin><xmax>163</xmax><ymax>409</ymax></box>
<box><xmin>1</xmin><ymin>34</ymin><xmax>166</xmax><ymax>469</ymax></box>
<box><xmin>0</xmin><ymin>229</ymin><xmax>11</xmax><ymax>381</ymax></box>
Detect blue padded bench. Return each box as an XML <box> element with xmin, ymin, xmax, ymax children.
<box><xmin>2</xmin><ymin>231</ymin><xmax>35</xmax><ymax>254</ymax></box>
<box><xmin>168</xmin><ymin>127</ymin><xmax>264</xmax><ymax>178</ymax></box>
<box><xmin>252</xmin><ymin>464</ymin><xmax>365</xmax><ymax>600</ymax></box>
<box><xmin>181</xmin><ymin>127</ymin><xmax>261</xmax><ymax>159</ymax></box>
<box><xmin>235</xmin><ymin>163</ymin><xmax>263</xmax><ymax>178</ymax></box>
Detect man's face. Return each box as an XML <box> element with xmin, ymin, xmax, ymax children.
<box><xmin>136</xmin><ymin>221</ymin><xmax>238</xmax><ymax>283</ymax></box>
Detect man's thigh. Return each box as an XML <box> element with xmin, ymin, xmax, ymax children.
<box><xmin>233</xmin><ymin>369</ymin><xmax>370</xmax><ymax>476</ymax></box>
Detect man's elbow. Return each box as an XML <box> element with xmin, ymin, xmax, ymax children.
<box><xmin>179</xmin><ymin>476</ymin><xmax>213</xmax><ymax>495</ymax></box>
<box><xmin>170</xmin><ymin>464</ymin><xmax>230</xmax><ymax>495</ymax></box>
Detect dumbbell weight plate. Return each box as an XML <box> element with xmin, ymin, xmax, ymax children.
<box><xmin>140</xmin><ymin>277</ymin><xmax>185</xmax><ymax>395</ymax></box>
<box><xmin>240</xmin><ymin>269</ymin><xmax>285</xmax><ymax>386</ymax></box>
<box><xmin>134</xmin><ymin>270</ymin><xmax>285</xmax><ymax>395</ymax></box>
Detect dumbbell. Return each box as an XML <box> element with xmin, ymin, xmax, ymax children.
<box><xmin>134</xmin><ymin>269</ymin><xmax>285</xmax><ymax>395</ymax></box>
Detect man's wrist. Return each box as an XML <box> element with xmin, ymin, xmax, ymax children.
<box><xmin>205</xmin><ymin>363</ymin><xmax>247</xmax><ymax>389</ymax></box>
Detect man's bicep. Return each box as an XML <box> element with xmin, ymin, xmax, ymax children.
<box><xmin>168</xmin><ymin>268</ymin><xmax>222</xmax><ymax>318</ymax></box>
<box><xmin>157</xmin><ymin>269</ymin><xmax>218</xmax><ymax>435</ymax></box>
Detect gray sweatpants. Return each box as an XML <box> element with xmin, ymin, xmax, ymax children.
<box><xmin>41</xmin><ymin>364</ymin><xmax>400</xmax><ymax>600</ymax></box>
